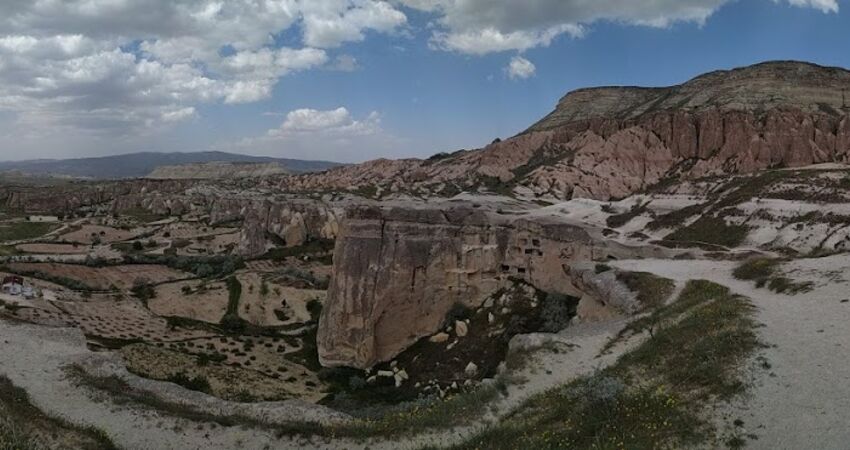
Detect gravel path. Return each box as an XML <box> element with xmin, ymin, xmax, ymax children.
<box><xmin>612</xmin><ymin>256</ymin><xmax>850</xmax><ymax>450</ymax></box>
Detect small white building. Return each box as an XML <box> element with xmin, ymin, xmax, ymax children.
<box><xmin>1</xmin><ymin>275</ymin><xmax>24</xmax><ymax>296</ymax></box>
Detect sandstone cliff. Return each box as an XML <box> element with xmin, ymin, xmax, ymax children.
<box><xmin>275</xmin><ymin>61</ymin><xmax>850</xmax><ymax>201</ymax></box>
<box><xmin>317</xmin><ymin>204</ymin><xmax>670</xmax><ymax>368</ymax></box>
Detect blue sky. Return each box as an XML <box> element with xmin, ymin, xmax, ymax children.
<box><xmin>0</xmin><ymin>0</ymin><xmax>847</xmax><ymax>163</ymax></box>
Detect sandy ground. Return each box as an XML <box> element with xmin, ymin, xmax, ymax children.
<box><xmin>0</xmin><ymin>307</ymin><xmax>636</xmax><ymax>450</ymax></box>
<box><xmin>150</xmin><ymin>280</ymin><xmax>230</xmax><ymax>324</ymax></box>
<box><xmin>612</xmin><ymin>256</ymin><xmax>850</xmax><ymax>450</ymax></box>
<box><xmin>59</xmin><ymin>224</ymin><xmax>145</xmax><ymax>244</ymax></box>
<box><xmin>0</xmin><ymin>322</ymin><xmax>349</xmax><ymax>450</ymax></box>
<box><xmin>4</xmin><ymin>263</ymin><xmax>191</xmax><ymax>290</ymax></box>
<box><xmin>237</xmin><ymin>272</ymin><xmax>323</xmax><ymax>326</ymax></box>
<box><xmin>16</xmin><ymin>243</ymin><xmax>91</xmax><ymax>254</ymax></box>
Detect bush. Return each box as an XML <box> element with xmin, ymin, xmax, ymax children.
<box><xmin>539</xmin><ymin>292</ymin><xmax>578</xmax><ymax>333</ymax></box>
<box><xmin>132</xmin><ymin>241</ymin><xmax>143</xmax><ymax>251</ymax></box>
<box><xmin>131</xmin><ymin>277</ymin><xmax>156</xmax><ymax>302</ymax></box>
<box><xmin>166</xmin><ymin>373</ymin><xmax>211</xmax><ymax>394</ymax></box>
<box><xmin>444</xmin><ymin>301</ymin><xmax>473</xmax><ymax>325</ymax></box>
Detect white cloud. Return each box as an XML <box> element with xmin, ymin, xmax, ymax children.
<box><xmin>506</xmin><ymin>56</ymin><xmax>536</xmax><ymax>80</ymax></box>
<box><xmin>0</xmin><ymin>0</ymin><xmax>408</xmax><ymax>148</ymax></box>
<box><xmin>329</xmin><ymin>54</ymin><xmax>360</xmax><ymax>72</ymax></box>
<box><xmin>400</xmin><ymin>0</ymin><xmax>840</xmax><ymax>54</ymax></box>
<box><xmin>227</xmin><ymin>107</ymin><xmax>396</xmax><ymax>162</ymax></box>
<box><xmin>782</xmin><ymin>0</ymin><xmax>839</xmax><ymax>13</ymax></box>
<box><xmin>161</xmin><ymin>107</ymin><xmax>197</xmax><ymax>122</ymax></box>
<box><xmin>302</xmin><ymin>1</ymin><xmax>407</xmax><ymax>48</ymax></box>
<box><xmin>273</xmin><ymin>107</ymin><xmax>381</xmax><ymax>136</ymax></box>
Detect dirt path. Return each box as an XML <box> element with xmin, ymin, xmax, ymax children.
<box><xmin>0</xmin><ymin>313</ymin><xmax>633</xmax><ymax>450</ymax></box>
<box><xmin>612</xmin><ymin>256</ymin><xmax>850</xmax><ymax>450</ymax></box>
<box><xmin>0</xmin><ymin>322</ymin><xmax>353</xmax><ymax>450</ymax></box>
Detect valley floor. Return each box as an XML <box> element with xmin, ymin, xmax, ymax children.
<box><xmin>4</xmin><ymin>254</ymin><xmax>850</xmax><ymax>449</ymax></box>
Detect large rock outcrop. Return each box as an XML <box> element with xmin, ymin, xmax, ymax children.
<box><xmin>317</xmin><ymin>204</ymin><xmax>668</xmax><ymax>369</ymax></box>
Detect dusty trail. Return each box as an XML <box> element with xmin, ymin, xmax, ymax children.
<box><xmin>612</xmin><ymin>256</ymin><xmax>850</xmax><ymax>450</ymax></box>
<box><xmin>0</xmin><ymin>313</ymin><xmax>632</xmax><ymax>450</ymax></box>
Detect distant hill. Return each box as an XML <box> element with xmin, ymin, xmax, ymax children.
<box><xmin>147</xmin><ymin>161</ymin><xmax>290</xmax><ymax>180</ymax></box>
<box><xmin>0</xmin><ymin>151</ymin><xmax>342</xmax><ymax>179</ymax></box>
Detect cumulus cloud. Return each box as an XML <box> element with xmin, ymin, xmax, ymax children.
<box><xmin>782</xmin><ymin>0</ymin><xmax>839</xmax><ymax>13</ymax></box>
<box><xmin>0</xmin><ymin>0</ymin><xmax>408</xmax><ymax>143</ymax></box>
<box><xmin>228</xmin><ymin>107</ymin><xmax>396</xmax><ymax>162</ymax></box>
<box><xmin>506</xmin><ymin>56</ymin><xmax>536</xmax><ymax>80</ymax></box>
<box><xmin>400</xmin><ymin>0</ymin><xmax>840</xmax><ymax>54</ymax></box>
<box><xmin>273</xmin><ymin>107</ymin><xmax>381</xmax><ymax>136</ymax></box>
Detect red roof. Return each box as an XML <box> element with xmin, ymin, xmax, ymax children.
<box><xmin>2</xmin><ymin>276</ymin><xmax>23</xmax><ymax>285</ymax></box>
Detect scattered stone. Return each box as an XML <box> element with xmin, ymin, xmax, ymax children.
<box><xmin>488</xmin><ymin>312</ymin><xmax>495</xmax><ymax>324</ymax></box>
<box><xmin>465</xmin><ymin>362</ymin><xmax>479</xmax><ymax>377</ymax></box>
<box><xmin>429</xmin><ymin>332</ymin><xmax>450</xmax><ymax>343</ymax></box>
<box><xmin>377</xmin><ymin>370</ymin><xmax>394</xmax><ymax>378</ymax></box>
<box><xmin>455</xmin><ymin>320</ymin><xmax>468</xmax><ymax>337</ymax></box>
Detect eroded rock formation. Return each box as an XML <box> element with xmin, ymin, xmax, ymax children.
<box><xmin>275</xmin><ymin>61</ymin><xmax>850</xmax><ymax>200</ymax></box>
<box><xmin>317</xmin><ymin>204</ymin><xmax>668</xmax><ymax>368</ymax></box>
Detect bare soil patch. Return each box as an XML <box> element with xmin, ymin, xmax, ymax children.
<box><xmin>5</xmin><ymin>262</ymin><xmax>190</xmax><ymax>290</ymax></box>
<box><xmin>149</xmin><ymin>280</ymin><xmax>230</xmax><ymax>324</ymax></box>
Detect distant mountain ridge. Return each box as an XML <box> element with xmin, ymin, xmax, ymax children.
<box><xmin>0</xmin><ymin>151</ymin><xmax>342</xmax><ymax>179</ymax></box>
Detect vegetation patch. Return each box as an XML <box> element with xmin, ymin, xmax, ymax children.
<box><xmin>665</xmin><ymin>216</ymin><xmax>750</xmax><ymax>248</ymax></box>
<box><xmin>606</xmin><ymin>201</ymin><xmax>649</xmax><ymax>229</ymax></box>
<box><xmin>262</xmin><ymin>238</ymin><xmax>334</xmax><ymax>263</ymax></box>
<box><xmin>219</xmin><ymin>276</ymin><xmax>246</xmax><ymax>332</ymax></box>
<box><xmin>733</xmin><ymin>258</ymin><xmax>814</xmax><ymax>295</ymax></box>
<box><xmin>68</xmin><ymin>363</ymin><xmax>501</xmax><ymax>439</ymax></box>
<box><xmin>446</xmin><ymin>280</ymin><xmax>763</xmax><ymax>450</ymax></box>
<box><xmin>646</xmin><ymin>202</ymin><xmax>707</xmax><ymax>231</ymax></box>
<box><xmin>124</xmin><ymin>253</ymin><xmax>244</xmax><ymax>279</ymax></box>
<box><xmin>616</xmin><ymin>271</ymin><xmax>676</xmax><ymax>311</ymax></box>
<box><xmin>0</xmin><ymin>222</ymin><xmax>59</xmax><ymax>243</ymax></box>
<box><xmin>0</xmin><ymin>375</ymin><xmax>117</xmax><ymax>450</ymax></box>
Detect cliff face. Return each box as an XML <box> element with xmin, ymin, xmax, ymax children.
<box><xmin>275</xmin><ymin>61</ymin><xmax>850</xmax><ymax>201</ymax></box>
<box><xmin>317</xmin><ymin>205</ymin><xmax>667</xmax><ymax>369</ymax></box>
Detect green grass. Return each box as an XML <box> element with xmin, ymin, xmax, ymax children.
<box><xmin>0</xmin><ymin>245</ymin><xmax>20</xmax><ymax>257</ymax></box>
<box><xmin>0</xmin><ymin>222</ymin><xmax>59</xmax><ymax>243</ymax></box>
<box><xmin>444</xmin><ymin>280</ymin><xmax>762</xmax><ymax>450</ymax></box>
<box><xmin>606</xmin><ymin>202</ymin><xmax>649</xmax><ymax>229</ymax></box>
<box><xmin>733</xmin><ymin>258</ymin><xmax>815</xmax><ymax>295</ymax></box>
<box><xmin>664</xmin><ymin>216</ymin><xmax>750</xmax><ymax>248</ymax></box>
<box><xmin>732</xmin><ymin>258</ymin><xmax>779</xmax><ymax>282</ymax></box>
<box><xmin>616</xmin><ymin>271</ymin><xmax>675</xmax><ymax>311</ymax></box>
<box><xmin>0</xmin><ymin>375</ymin><xmax>117</xmax><ymax>450</ymax></box>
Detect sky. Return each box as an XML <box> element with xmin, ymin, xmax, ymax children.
<box><xmin>0</xmin><ymin>0</ymin><xmax>848</xmax><ymax>163</ymax></box>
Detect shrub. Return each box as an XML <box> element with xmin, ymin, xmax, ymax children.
<box><xmin>539</xmin><ymin>292</ymin><xmax>578</xmax><ymax>333</ymax></box>
<box><xmin>131</xmin><ymin>277</ymin><xmax>156</xmax><ymax>302</ymax></box>
<box><xmin>166</xmin><ymin>373</ymin><xmax>211</xmax><ymax>394</ymax></box>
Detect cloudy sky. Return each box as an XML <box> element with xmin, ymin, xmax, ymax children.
<box><xmin>0</xmin><ymin>0</ymin><xmax>847</xmax><ymax>163</ymax></box>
